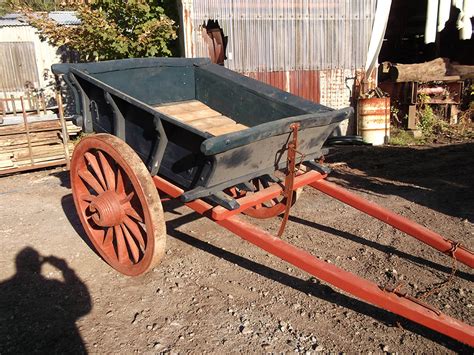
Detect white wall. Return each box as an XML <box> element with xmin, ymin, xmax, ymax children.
<box><xmin>0</xmin><ymin>25</ymin><xmax>60</xmax><ymax>94</ymax></box>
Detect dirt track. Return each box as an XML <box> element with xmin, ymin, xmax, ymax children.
<box><xmin>0</xmin><ymin>142</ymin><xmax>473</xmax><ymax>353</ymax></box>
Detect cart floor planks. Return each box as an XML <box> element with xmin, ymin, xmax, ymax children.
<box><xmin>154</xmin><ymin>100</ymin><xmax>248</xmax><ymax>136</ymax></box>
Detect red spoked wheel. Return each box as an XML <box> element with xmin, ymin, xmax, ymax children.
<box><xmin>229</xmin><ymin>177</ymin><xmax>302</xmax><ymax>219</ymax></box>
<box><xmin>70</xmin><ymin>134</ymin><xmax>166</xmax><ymax>276</ymax></box>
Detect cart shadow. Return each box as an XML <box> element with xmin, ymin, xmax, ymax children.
<box><xmin>325</xmin><ymin>143</ymin><xmax>474</xmax><ymax>222</ymax></box>
<box><xmin>165</xmin><ymin>210</ymin><xmax>471</xmax><ymax>352</ymax></box>
<box><xmin>288</xmin><ymin>215</ymin><xmax>473</xmax><ymax>282</ymax></box>
<box><xmin>50</xmin><ymin>169</ymin><xmax>71</xmax><ymax>189</ymax></box>
<box><xmin>61</xmin><ymin>194</ymin><xmax>98</xmax><ymax>255</ymax></box>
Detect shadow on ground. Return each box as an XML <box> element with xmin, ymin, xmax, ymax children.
<box><xmin>325</xmin><ymin>143</ymin><xmax>474</xmax><ymax>222</ymax></box>
<box><xmin>0</xmin><ymin>247</ymin><xmax>91</xmax><ymax>354</ymax></box>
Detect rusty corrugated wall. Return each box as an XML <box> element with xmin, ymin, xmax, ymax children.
<box><xmin>247</xmin><ymin>70</ymin><xmax>320</xmax><ymax>103</ymax></box>
<box><xmin>0</xmin><ymin>42</ymin><xmax>39</xmax><ymax>91</ymax></box>
<box><xmin>185</xmin><ymin>0</ymin><xmax>376</xmax><ymax>72</ymax></box>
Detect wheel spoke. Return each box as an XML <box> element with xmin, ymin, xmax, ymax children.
<box><xmin>116</xmin><ymin>168</ymin><xmax>125</xmax><ymax>195</ymax></box>
<box><xmin>80</xmin><ymin>194</ymin><xmax>96</xmax><ymax>202</ymax></box>
<box><xmin>78</xmin><ymin>169</ymin><xmax>105</xmax><ymax>194</ymax></box>
<box><xmin>121</xmin><ymin>224</ymin><xmax>140</xmax><ymax>263</ymax></box>
<box><xmin>261</xmin><ymin>178</ymin><xmax>271</xmax><ymax>189</ymax></box>
<box><xmin>271</xmin><ymin>197</ymin><xmax>281</xmax><ymax>206</ymax></box>
<box><xmin>121</xmin><ymin>192</ymin><xmax>135</xmax><ymax>204</ymax></box>
<box><xmin>252</xmin><ymin>178</ymin><xmax>260</xmax><ymax>192</ymax></box>
<box><xmin>265</xmin><ymin>199</ymin><xmax>277</xmax><ymax>207</ymax></box>
<box><xmin>114</xmin><ymin>225</ymin><xmax>128</xmax><ymax>264</ymax></box>
<box><xmin>124</xmin><ymin>206</ymin><xmax>143</xmax><ymax>222</ymax></box>
<box><xmin>103</xmin><ymin>227</ymin><xmax>113</xmax><ymax>247</ymax></box>
<box><xmin>98</xmin><ymin>151</ymin><xmax>116</xmax><ymax>191</ymax></box>
<box><xmin>84</xmin><ymin>152</ymin><xmax>107</xmax><ymax>190</ymax></box>
<box><xmin>123</xmin><ymin>216</ymin><xmax>146</xmax><ymax>250</ymax></box>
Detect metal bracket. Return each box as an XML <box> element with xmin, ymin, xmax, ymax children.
<box><xmin>381</xmin><ymin>285</ymin><xmax>441</xmax><ymax>316</ymax></box>
<box><xmin>68</xmin><ymin>73</ymin><xmax>93</xmax><ymax>133</ymax></box>
<box><xmin>303</xmin><ymin>160</ymin><xmax>332</xmax><ymax>175</ymax></box>
<box><xmin>104</xmin><ymin>92</ymin><xmax>125</xmax><ymax>140</ymax></box>
<box><xmin>149</xmin><ymin>116</ymin><xmax>169</xmax><ymax>176</ymax></box>
<box><xmin>277</xmin><ymin>122</ymin><xmax>301</xmax><ymax>237</ymax></box>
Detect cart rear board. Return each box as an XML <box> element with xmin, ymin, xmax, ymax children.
<box><xmin>53</xmin><ymin>58</ymin><xmax>350</xmax><ymax>207</ymax></box>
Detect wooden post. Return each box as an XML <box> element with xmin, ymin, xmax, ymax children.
<box><xmin>26</xmin><ymin>90</ymin><xmax>32</xmax><ymax>110</ymax></box>
<box><xmin>56</xmin><ymin>91</ymin><xmax>70</xmax><ymax>169</ymax></box>
<box><xmin>3</xmin><ymin>92</ymin><xmax>9</xmax><ymax>112</ymax></box>
<box><xmin>20</xmin><ymin>96</ymin><xmax>35</xmax><ymax>164</ymax></box>
<box><xmin>0</xmin><ymin>100</ymin><xmax>5</xmax><ymax>124</ymax></box>
<box><xmin>40</xmin><ymin>92</ymin><xmax>47</xmax><ymax>114</ymax></box>
<box><xmin>34</xmin><ymin>93</ymin><xmax>40</xmax><ymax>115</ymax></box>
<box><xmin>10</xmin><ymin>95</ymin><xmax>16</xmax><ymax>115</ymax></box>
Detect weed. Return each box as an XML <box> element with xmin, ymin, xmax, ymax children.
<box><xmin>416</xmin><ymin>93</ymin><xmax>450</xmax><ymax>138</ymax></box>
<box><xmin>389</xmin><ymin>128</ymin><xmax>422</xmax><ymax>146</ymax></box>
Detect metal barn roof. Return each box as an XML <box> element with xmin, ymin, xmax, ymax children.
<box><xmin>0</xmin><ymin>11</ymin><xmax>80</xmax><ymax>27</ymax></box>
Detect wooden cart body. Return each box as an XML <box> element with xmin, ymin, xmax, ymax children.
<box><xmin>53</xmin><ymin>58</ymin><xmax>349</xmax><ymax>205</ymax></box>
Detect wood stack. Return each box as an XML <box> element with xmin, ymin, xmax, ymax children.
<box><xmin>0</xmin><ymin>119</ymin><xmax>80</xmax><ymax>174</ymax></box>
<box><xmin>379</xmin><ymin>57</ymin><xmax>474</xmax><ymax>83</ymax></box>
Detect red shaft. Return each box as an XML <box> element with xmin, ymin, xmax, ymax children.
<box><xmin>219</xmin><ymin>216</ymin><xmax>474</xmax><ymax>346</ymax></box>
<box><xmin>310</xmin><ymin>179</ymin><xmax>474</xmax><ymax>269</ymax></box>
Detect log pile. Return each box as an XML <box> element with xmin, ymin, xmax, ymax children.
<box><xmin>0</xmin><ymin>119</ymin><xmax>80</xmax><ymax>173</ymax></box>
<box><xmin>379</xmin><ymin>57</ymin><xmax>474</xmax><ymax>82</ymax></box>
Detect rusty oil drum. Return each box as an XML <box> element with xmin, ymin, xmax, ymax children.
<box><xmin>357</xmin><ymin>97</ymin><xmax>390</xmax><ymax>146</ymax></box>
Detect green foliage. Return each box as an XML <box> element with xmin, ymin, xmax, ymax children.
<box><xmin>389</xmin><ymin>128</ymin><xmax>421</xmax><ymax>146</ymax></box>
<box><xmin>416</xmin><ymin>93</ymin><xmax>449</xmax><ymax>138</ymax></box>
<box><xmin>23</xmin><ymin>0</ymin><xmax>177</xmax><ymax>61</ymax></box>
<box><xmin>0</xmin><ymin>0</ymin><xmax>59</xmax><ymax>15</ymax></box>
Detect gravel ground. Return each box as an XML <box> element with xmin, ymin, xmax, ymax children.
<box><xmin>0</xmin><ymin>142</ymin><xmax>473</xmax><ymax>353</ymax></box>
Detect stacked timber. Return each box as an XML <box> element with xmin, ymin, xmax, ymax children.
<box><xmin>379</xmin><ymin>57</ymin><xmax>474</xmax><ymax>82</ymax></box>
<box><xmin>0</xmin><ymin>119</ymin><xmax>80</xmax><ymax>173</ymax></box>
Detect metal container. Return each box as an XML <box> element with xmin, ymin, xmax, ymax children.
<box><xmin>358</xmin><ymin>97</ymin><xmax>390</xmax><ymax>145</ymax></box>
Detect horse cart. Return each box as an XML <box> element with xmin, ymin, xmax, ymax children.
<box><xmin>53</xmin><ymin>58</ymin><xmax>473</xmax><ymax>346</ymax></box>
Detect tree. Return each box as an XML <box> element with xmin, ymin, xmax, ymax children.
<box><xmin>24</xmin><ymin>0</ymin><xmax>177</xmax><ymax>61</ymax></box>
<box><xmin>0</xmin><ymin>0</ymin><xmax>59</xmax><ymax>15</ymax></box>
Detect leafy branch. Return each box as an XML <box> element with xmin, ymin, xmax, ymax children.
<box><xmin>22</xmin><ymin>0</ymin><xmax>177</xmax><ymax>61</ymax></box>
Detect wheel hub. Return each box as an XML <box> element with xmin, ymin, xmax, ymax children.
<box><xmin>89</xmin><ymin>190</ymin><xmax>125</xmax><ymax>227</ymax></box>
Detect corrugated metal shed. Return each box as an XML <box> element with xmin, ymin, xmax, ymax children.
<box><xmin>0</xmin><ymin>11</ymin><xmax>80</xmax><ymax>27</ymax></box>
<box><xmin>48</xmin><ymin>11</ymin><xmax>81</xmax><ymax>25</ymax></box>
<box><xmin>184</xmin><ymin>0</ymin><xmax>376</xmax><ymax>72</ymax></box>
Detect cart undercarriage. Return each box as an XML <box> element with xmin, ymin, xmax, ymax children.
<box><xmin>71</xmin><ymin>133</ymin><xmax>473</xmax><ymax>346</ymax></box>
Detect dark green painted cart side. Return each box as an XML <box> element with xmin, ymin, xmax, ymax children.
<box><xmin>53</xmin><ymin>58</ymin><xmax>351</xmax><ymax>208</ymax></box>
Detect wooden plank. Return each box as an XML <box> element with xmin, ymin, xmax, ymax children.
<box><xmin>206</xmin><ymin>123</ymin><xmax>248</xmax><ymax>136</ymax></box>
<box><xmin>0</xmin><ymin>120</ymin><xmax>61</xmax><ymax>136</ymax></box>
<box><xmin>0</xmin><ymin>159</ymin><xmax>67</xmax><ymax>175</ymax></box>
<box><xmin>0</xmin><ymin>131</ymin><xmax>59</xmax><ymax>147</ymax></box>
<box><xmin>173</xmin><ymin>109</ymin><xmax>222</xmax><ymax>122</ymax></box>
<box><xmin>154</xmin><ymin>100</ymin><xmax>248</xmax><ymax>136</ymax></box>
<box><xmin>155</xmin><ymin>100</ymin><xmax>212</xmax><ymax>116</ymax></box>
<box><xmin>155</xmin><ymin>100</ymin><xmax>218</xmax><ymax>116</ymax></box>
<box><xmin>190</xmin><ymin>116</ymin><xmax>237</xmax><ymax>131</ymax></box>
<box><xmin>14</xmin><ymin>143</ymin><xmax>73</xmax><ymax>160</ymax></box>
